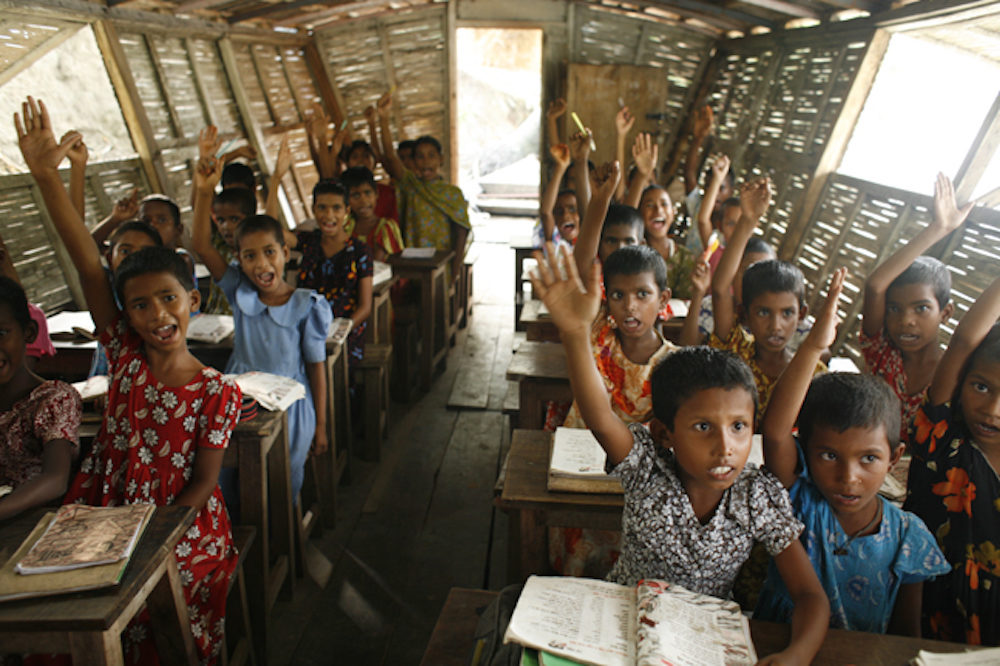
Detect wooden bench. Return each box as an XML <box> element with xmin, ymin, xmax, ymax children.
<box><xmin>518</xmin><ymin>299</ymin><xmax>559</xmax><ymax>343</ymax></box>
<box><xmin>365</xmin><ymin>271</ymin><xmax>398</xmax><ymax>346</ymax></box>
<box><xmin>505</xmin><ymin>341</ymin><xmax>571</xmax><ymax>430</ymax></box>
<box><xmin>224</xmin><ymin>525</ymin><xmax>257</xmax><ymax>666</ymax></box>
<box><xmin>511</xmin><ymin>239</ymin><xmax>535</xmax><ymax>332</ymax></box>
<box><xmin>356</xmin><ymin>343</ymin><xmax>393</xmax><ymax>461</ymax></box>
<box><xmin>321</xmin><ymin>336</ymin><xmax>353</xmax><ymax>528</ymax></box>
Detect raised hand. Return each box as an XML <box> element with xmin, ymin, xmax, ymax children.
<box><xmin>546</xmin><ymin>98</ymin><xmax>567</xmax><ymax>120</ymax></box>
<box><xmin>273</xmin><ymin>133</ymin><xmax>292</xmax><ymax>178</ymax></box>
<box><xmin>690</xmin><ymin>259</ymin><xmax>711</xmax><ymax>296</ymax></box>
<box><xmin>805</xmin><ymin>267</ymin><xmax>847</xmax><ymax>352</ymax></box>
<box><xmin>615</xmin><ymin>106</ymin><xmax>635</xmax><ymax>136</ymax></box>
<box><xmin>710</xmin><ymin>153</ymin><xmax>731</xmax><ymax>181</ymax></box>
<box><xmin>111</xmin><ymin>187</ymin><xmax>140</xmax><ymax>223</ymax></box>
<box><xmin>530</xmin><ymin>243</ymin><xmax>601</xmax><ymax>337</ymax></box>
<box><xmin>15</xmin><ymin>97</ymin><xmax>78</xmax><ymax>175</ymax></box>
<box><xmin>932</xmin><ymin>172</ymin><xmax>974</xmax><ymax>235</ymax></box>
<box><xmin>198</xmin><ymin>124</ymin><xmax>219</xmax><ymax>160</ymax></box>
<box><xmin>632</xmin><ymin>132</ymin><xmax>658</xmax><ymax>176</ymax></box>
<box><xmin>194</xmin><ymin>152</ymin><xmax>224</xmax><ymax>193</ymax></box>
<box><xmin>739</xmin><ymin>176</ymin><xmax>773</xmax><ymax>224</ymax></box>
<box><xmin>377</xmin><ymin>91</ymin><xmax>393</xmax><ymax>117</ymax></box>
<box><xmin>569</xmin><ymin>129</ymin><xmax>592</xmax><ymax>162</ymax></box>
<box><xmin>692</xmin><ymin>105</ymin><xmax>714</xmax><ymax>139</ymax></box>
<box><xmin>550</xmin><ymin>143</ymin><xmax>571</xmax><ymax>168</ymax></box>
<box><xmin>592</xmin><ymin>161</ymin><xmax>621</xmax><ymax>202</ymax></box>
<box><xmin>62</xmin><ymin>131</ymin><xmax>88</xmax><ymax>167</ymax></box>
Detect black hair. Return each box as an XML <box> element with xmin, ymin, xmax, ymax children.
<box><xmin>888</xmin><ymin>255</ymin><xmax>951</xmax><ymax>309</ymax></box>
<box><xmin>340</xmin><ymin>166</ymin><xmax>377</xmax><ymax>195</ymax></box>
<box><xmin>414</xmin><ymin>135</ymin><xmax>443</xmax><ymax>155</ymax></box>
<box><xmin>114</xmin><ymin>246</ymin><xmax>195</xmax><ymax>305</ymax></box>
<box><xmin>721</xmin><ymin>197</ymin><xmax>741</xmax><ymax>212</ymax></box>
<box><xmin>603</xmin><ymin>204</ymin><xmax>644</xmax><ymax>240</ymax></box>
<box><xmin>312</xmin><ymin>179</ymin><xmax>347</xmax><ymax>206</ymax></box>
<box><xmin>957</xmin><ymin>323</ymin><xmax>1000</xmax><ymax>409</ymax></box>
<box><xmin>743</xmin><ymin>236</ymin><xmax>776</xmax><ymax>259</ymax></box>
<box><xmin>221</xmin><ymin>162</ymin><xmax>256</xmax><ymax>191</ymax></box>
<box><xmin>704</xmin><ymin>165</ymin><xmax>735</xmax><ymax>192</ymax></box>
<box><xmin>346</xmin><ymin>140</ymin><xmax>376</xmax><ymax>164</ymax></box>
<box><xmin>140</xmin><ymin>194</ymin><xmax>181</xmax><ymax>229</ymax></box>
<box><xmin>557</xmin><ymin>188</ymin><xmax>576</xmax><ymax>200</ymax></box>
<box><xmin>108</xmin><ymin>221</ymin><xmax>163</xmax><ymax>249</ymax></box>
<box><xmin>639</xmin><ymin>184</ymin><xmax>670</xmax><ymax>206</ymax></box>
<box><xmin>603</xmin><ymin>245</ymin><xmax>668</xmax><ymax>292</ymax></box>
<box><xmin>798</xmin><ymin>373</ymin><xmax>902</xmax><ymax>450</ymax></box>
<box><xmin>398</xmin><ymin>140</ymin><xmax>417</xmax><ymax>154</ymax></box>
<box><xmin>213</xmin><ymin>187</ymin><xmax>257</xmax><ymax>218</ymax></box>
<box><xmin>0</xmin><ymin>276</ymin><xmax>32</xmax><ymax>331</ymax></box>
<box><xmin>741</xmin><ymin>259</ymin><xmax>806</xmax><ymax>309</ymax></box>
<box><xmin>235</xmin><ymin>214</ymin><xmax>285</xmax><ymax>250</ymax></box>
<box><xmin>651</xmin><ymin>346</ymin><xmax>758</xmax><ymax>430</ymax></box>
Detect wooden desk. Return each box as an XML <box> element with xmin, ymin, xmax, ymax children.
<box><xmin>389</xmin><ymin>250</ymin><xmax>454</xmax><ymax>391</ymax></box>
<box><xmin>0</xmin><ymin>506</ymin><xmax>197</xmax><ymax>665</ymax></box>
<box><xmin>36</xmin><ymin>339</ymin><xmax>97</xmax><ymax>383</ymax></box>
<box><xmin>505</xmin><ymin>341</ymin><xmax>571</xmax><ymax>430</ymax></box>
<box><xmin>366</xmin><ymin>273</ymin><xmax>398</xmax><ymax>346</ymax></box>
<box><xmin>322</xmin><ymin>336</ymin><xmax>353</xmax><ymax>527</ymax></box>
<box><xmin>512</xmin><ymin>241</ymin><xmax>535</xmax><ymax>331</ymax></box>
<box><xmin>519</xmin><ymin>300</ymin><xmax>559</xmax><ymax>343</ymax></box>
<box><xmin>495</xmin><ymin>430</ymin><xmax>623</xmax><ymax>582</ymax></box>
<box><xmin>423</xmin><ymin>588</ymin><xmax>981</xmax><ymax>666</ymax></box>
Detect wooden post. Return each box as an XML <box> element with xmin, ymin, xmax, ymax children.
<box><xmin>185</xmin><ymin>37</ymin><xmax>221</xmax><ymax>129</ymax></box>
<box><xmin>954</xmin><ymin>89</ymin><xmax>1000</xmax><ymax>203</ymax></box>
<box><xmin>219</xmin><ymin>37</ymin><xmax>273</xmax><ymax>174</ymax></box>
<box><xmin>777</xmin><ymin>29</ymin><xmax>889</xmax><ymax>260</ymax></box>
<box><xmin>92</xmin><ymin>20</ymin><xmax>168</xmax><ymax>196</ymax></box>
<box><xmin>28</xmin><ymin>186</ymin><xmax>86</xmax><ymax>309</ymax></box>
<box><xmin>304</xmin><ymin>40</ymin><xmax>347</xmax><ymax>124</ymax></box>
<box><xmin>143</xmin><ymin>34</ymin><xmax>186</xmax><ymax>140</ymax></box>
<box><xmin>446</xmin><ymin>0</ymin><xmax>459</xmax><ymax>184</ymax></box>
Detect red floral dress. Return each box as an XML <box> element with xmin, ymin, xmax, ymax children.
<box><xmin>904</xmin><ymin>399</ymin><xmax>1000</xmax><ymax>646</ymax></box>
<box><xmin>64</xmin><ymin>316</ymin><xmax>241</xmax><ymax>665</ymax></box>
<box><xmin>860</xmin><ymin>328</ymin><xmax>928</xmax><ymax>443</ymax></box>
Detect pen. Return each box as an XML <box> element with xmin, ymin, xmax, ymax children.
<box><xmin>570</xmin><ymin>111</ymin><xmax>597</xmax><ymax>152</ymax></box>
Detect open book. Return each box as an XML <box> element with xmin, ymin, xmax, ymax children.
<box><xmin>186</xmin><ymin>314</ymin><xmax>235</xmax><ymax>344</ymax></box>
<box><xmin>400</xmin><ymin>247</ymin><xmax>436</xmax><ymax>259</ymax></box>
<box><xmin>327</xmin><ymin>317</ymin><xmax>353</xmax><ymax>345</ymax></box>
<box><xmin>72</xmin><ymin>374</ymin><xmax>110</xmax><ymax>401</ymax></box>
<box><xmin>228</xmin><ymin>372</ymin><xmax>306</xmax><ymax>412</ymax></box>
<box><xmin>505</xmin><ymin>576</ymin><xmax>756</xmax><ymax>666</ymax></box>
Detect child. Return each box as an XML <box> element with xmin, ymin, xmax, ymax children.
<box><xmin>530</xmin><ymin>244</ymin><xmax>829</xmax><ymax>662</ymax></box>
<box><xmin>193</xmin><ymin>127</ymin><xmax>332</xmax><ymax>503</ymax></box>
<box><xmin>200</xmin><ymin>186</ymin><xmax>256</xmax><ymax>316</ymax></box>
<box><xmin>351</xmin><ymin>108</ymin><xmax>400</xmax><ymax>222</ymax></box>
<box><xmin>0</xmin><ymin>234</ymin><xmax>55</xmax><ymax>370</ymax></box>
<box><xmin>711</xmin><ymin>178</ymin><xmax>821</xmax><ymax>423</ymax></box>
<box><xmin>533</xmin><ymin>143</ymin><xmax>578</xmax><ymax>248</ymax></box>
<box><xmin>17</xmin><ymin>97</ymin><xmax>239</xmax><ymax>663</ymax></box>
<box><xmin>397</xmin><ymin>139</ymin><xmax>417</xmax><ymax>172</ymax></box>
<box><xmin>283</xmin><ymin>180</ymin><xmax>374</xmax><ymax>368</ymax></box>
<box><xmin>861</xmin><ymin>173</ymin><xmax>973</xmax><ymax>441</ymax></box>
<box><xmin>756</xmin><ymin>267</ymin><xmax>949</xmax><ymax>635</ymax></box>
<box><xmin>571</xmin><ymin>162</ymin><xmax>643</xmax><ymax>280</ymax></box>
<box><xmin>340</xmin><ymin>166</ymin><xmax>404</xmax><ymax>261</ymax></box>
<box><xmin>904</xmin><ymin>270</ymin><xmax>1000</xmax><ymax>645</ymax></box>
<box><xmin>692</xmin><ymin>155</ymin><xmax>733</xmax><ymax>272</ymax></box>
<box><xmin>0</xmin><ymin>276</ymin><xmax>81</xmax><ymax>523</ymax></box>
<box><xmin>638</xmin><ymin>183</ymin><xmax>695</xmax><ymax>299</ymax></box>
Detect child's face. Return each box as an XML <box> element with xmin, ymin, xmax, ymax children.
<box><xmin>606</xmin><ymin>271</ymin><xmax>668</xmax><ymax>340</ymax></box>
<box><xmin>414</xmin><ymin>143</ymin><xmax>442</xmax><ymax>182</ymax></box>
<box><xmin>0</xmin><ymin>304</ymin><xmax>35</xmax><ymax>385</ymax></box>
<box><xmin>110</xmin><ymin>230</ymin><xmax>158</xmax><ymax>272</ymax></box>
<box><xmin>805</xmin><ymin>424</ymin><xmax>901</xmax><ymax>524</ymax></box>
<box><xmin>348</xmin><ymin>147</ymin><xmax>375</xmax><ymax>171</ymax></box>
<box><xmin>141</xmin><ymin>201</ymin><xmax>181</xmax><ymax>249</ymax></box>
<box><xmin>348</xmin><ymin>183</ymin><xmax>378</xmax><ymax>222</ymax></box>
<box><xmin>960</xmin><ymin>357</ymin><xmax>1000</xmax><ymax>450</ymax></box>
<box><xmin>663</xmin><ymin>386</ymin><xmax>755</xmax><ymax>494</ymax></box>
<box><xmin>743</xmin><ymin>291</ymin><xmax>802</xmax><ymax>354</ymax></box>
<box><xmin>212</xmin><ymin>202</ymin><xmax>246</xmax><ymax>250</ymax></box>
<box><xmin>599</xmin><ymin>224</ymin><xmax>640</xmax><ymax>263</ymax></box>
<box><xmin>554</xmin><ymin>193</ymin><xmax>579</xmax><ymax>243</ymax></box>
<box><xmin>399</xmin><ymin>147</ymin><xmax>416</xmax><ymax>172</ymax></box>
<box><xmin>640</xmin><ymin>190</ymin><xmax>674</xmax><ymax>240</ymax></box>
<box><xmin>733</xmin><ymin>251</ymin><xmax>774</xmax><ymax>306</ymax></box>
<box><xmin>313</xmin><ymin>193</ymin><xmax>348</xmax><ymax>238</ymax></box>
<box><xmin>885</xmin><ymin>282</ymin><xmax>951</xmax><ymax>354</ymax></box>
<box><xmin>716</xmin><ymin>205</ymin><xmax>741</xmax><ymax>243</ymax></box>
<box><xmin>121</xmin><ymin>271</ymin><xmax>199</xmax><ymax>352</ymax></box>
<box><xmin>238</xmin><ymin>229</ymin><xmax>289</xmax><ymax>295</ymax></box>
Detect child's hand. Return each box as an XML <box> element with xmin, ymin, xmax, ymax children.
<box><xmin>377</xmin><ymin>91</ymin><xmax>393</xmax><ymax>117</ymax></box>
<box><xmin>306</xmin><ymin>103</ymin><xmax>329</xmax><ymax>138</ymax></box>
<box><xmin>592</xmin><ymin>161</ymin><xmax>621</xmax><ymax>202</ymax></box>
<box><xmin>15</xmin><ymin>97</ymin><xmax>78</xmax><ymax>175</ymax></box>
<box><xmin>709</xmin><ymin>153</ymin><xmax>731</xmax><ymax>182</ymax></box>
<box><xmin>273</xmin><ymin>134</ymin><xmax>292</xmax><ymax>178</ymax></box>
<box><xmin>632</xmin><ymin>132</ymin><xmax>658</xmax><ymax>176</ymax></box>
<box><xmin>615</xmin><ymin>106</ymin><xmax>635</xmax><ymax>137</ymax></box>
<box><xmin>530</xmin><ymin>243</ymin><xmax>601</xmax><ymax>337</ymax></box>
<box><xmin>569</xmin><ymin>129</ymin><xmax>592</xmax><ymax>162</ymax></box>
<box><xmin>739</xmin><ymin>176</ymin><xmax>772</xmax><ymax>224</ymax></box>
<box><xmin>363</xmin><ymin>105</ymin><xmax>377</xmax><ymax>124</ymax></box>
<box><xmin>546</xmin><ymin>98</ymin><xmax>567</xmax><ymax>120</ymax></box>
<box><xmin>311</xmin><ymin>429</ymin><xmax>329</xmax><ymax>456</ymax></box>
<box><xmin>111</xmin><ymin>187</ymin><xmax>140</xmax><ymax>223</ymax></box>
<box><xmin>550</xmin><ymin>143</ymin><xmax>571</xmax><ymax>168</ymax></box>
<box><xmin>932</xmin><ymin>171</ymin><xmax>974</xmax><ymax>235</ymax></box>
<box><xmin>692</xmin><ymin>105</ymin><xmax>713</xmax><ymax>139</ymax></box>
<box><xmin>690</xmin><ymin>259</ymin><xmax>711</xmax><ymax>295</ymax></box>
<box><xmin>805</xmin><ymin>267</ymin><xmax>846</xmax><ymax>352</ymax></box>
<box><xmin>194</xmin><ymin>154</ymin><xmax>224</xmax><ymax>193</ymax></box>
<box><xmin>62</xmin><ymin>131</ymin><xmax>88</xmax><ymax>167</ymax></box>
<box><xmin>223</xmin><ymin>145</ymin><xmax>257</xmax><ymax>163</ymax></box>
<box><xmin>198</xmin><ymin>124</ymin><xmax>219</xmax><ymax>160</ymax></box>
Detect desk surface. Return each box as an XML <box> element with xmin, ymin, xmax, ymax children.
<box><xmin>423</xmin><ymin>588</ymin><xmax>979</xmax><ymax>666</ymax></box>
<box><xmin>388</xmin><ymin>249</ymin><xmax>454</xmax><ymax>270</ymax></box>
<box><xmin>0</xmin><ymin>505</ymin><xmax>194</xmax><ymax>632</ymax></box>
<box><xmin>506</xmin><ymin>341</ymin><xmax>568</xmax><ymax>381</ymax></box>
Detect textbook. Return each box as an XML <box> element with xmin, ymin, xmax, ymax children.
<box><xmin>910</xmin><ymin>647</ymin><xmax>1000</xmax><ymax>665</ymax></box>
<box><xmin>186</xmin><ymin>313</ymin><xmax>235</xmax><ymax>344</ymax></box>
<box><xmin>504</xmin><ymin>576</ymin><xmax>757</xmax><ymax>666</ymax></box>
<box><xmin>230</xmin><ymin>371</ymin><xmax>306</xmax><ymax>411</ymax></box>
<box><xmin>72</xmin><ymin>374</ymin><xmax>110</xmax><ymax>401</ymax></box>
<box><xmin>373</xmin><ymin>260</ymin><xmax>393</xmax><ymax>287</ymax></box>
<box><xmin>400</xmin><ymin>247</ymin><xmax>436</xmax><ymax>259</ymax></box>
<box><xmin>327</xmin><ymin>317</ymin><xmax>353</xmax><ymax>345</ymax></box>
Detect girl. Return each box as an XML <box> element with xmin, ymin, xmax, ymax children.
<box><xmin>17</xmin><ymin>96</ymin><xmax>240</xmax><ymax>664</ymax></box>
<box><xmin>0</xmin><ymin>233</ymin><xmax>56</xmax><ymax>370</ymax></box>
<box><xmin>193</xmin><ymin>126</ymin><xmax>333</xmax><ymax>501</ymax></box>
<box><xmin>0</xmin><ymin>276</ymin><xmax>80</xmax><ymax>522</ymax></box>
<box><xmin>638</xmin><ymin>184</ymin><xmax>696</xmax><ymax>300</ymax></box>
<box><xmin>340</xmin><ymin>166</ymin><xmax>404</xmax><ymax>262</ymax></box>
<box><xmin>531</xmin><ymin>243</ymin><xmax>829</xmax><ymax>664</ymax></box>
<box><xmin>904</xmin><ymin>270</ymin><xmax>1000</xmax><ymax>645</ymax></box>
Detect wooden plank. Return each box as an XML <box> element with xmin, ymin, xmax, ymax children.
<box><xmin>0</xmin><ymin>22</ymin><xmax>82</xmax><ymax>88</ymax></box>
<box><xmin>28</xmin><ymin>186</ymin><xmax>86</xmax><ymax>309</ymax></box>
<box><xmin>446</xmin><ymin>0</ymin><xmax>459</xmax><ymax>184</ymax></box>
<box><xmin>954</xmin><ymin>89</ymin><xmax>1000</xmax><ymax>202</ymax></box>
<box><xmin>184</xmin><ymin>37</ymin><xmax>219</xmax><ymax>129</ymax></box>
<box><xmin>447</xmin><ymin>305</ymin><xmax>501</xmax><ymax>410</ymax></box>
<box><xmin>143</xmin><ymin>33</ymin><xmax>186</xmax><ymax>140</ymax></box>
<box><xmin>303</xmin><ymin>40</ymin><xmax>346</xmax><ymax>125</ymax></box>
<box><xmin>219</xmin><ymin>38</ymin><xmax>273</xmax><ymax>174</ymax></box>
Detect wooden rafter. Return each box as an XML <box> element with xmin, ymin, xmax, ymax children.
<box><xmin>738</xmin><ymin>0</ymin><xmax>819</xmax><ymax>19</ymax></box>
<box><xmin>644</xmin><ymin>0</ymin><xmax>776</xmax><ymax>29</ymax></box>
<box><xmin>0</xmin><ymin>22</ymin><xmax>84</xmax><ymax>88</ymax></box>
<box><xmin>954</xmin><ymin>89</ymin><xmax>1000</xmax><ymax>202</ymax></box>
<box><xmin>228</xmin><ymin>0</ymin><xmax>328</xmax><ymax>23</ymax></box>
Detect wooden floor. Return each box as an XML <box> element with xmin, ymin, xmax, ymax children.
<box><xmin>268</xmin><ymin>219</ymin><xmax>528</xmax><ymax>665</ymax></box>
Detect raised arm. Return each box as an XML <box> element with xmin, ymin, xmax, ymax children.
<box><xmin>265</xmin><ymin>133</ymin><xmax>292</xmax><ymax>221</ymax></box>
<box><xmin>568</xmin><ymin>128</ymin><xmax>592</xmax><ymax>221</ymax></box>
<box><xmin>541</xmin><ymin>144</ymin><xmax>571</xmax><ymax>243</ymax></box>
<box><xmin>712</xmin><ymin>177</ymin><xmax>771</xmax><ymax>341</ymax></box>
<box><xmin>91</xmin><ymin>188</ymin><xmax>139</xmax><ymax>246</ymax></box>
<box><xmin>678</xmin><ymin>259</ymin><xmax>711</xmax><ymax>347</ymax></box>
<box><xmin>364</xmin><ymin>105</ymin><xmax>385</xmax><ymax>165</ymax></box>
<box><xmin>697</xmin><ymin>154</ymin><xmax>730</xmax><ymax>248</ymax></box>
<box><xmin>683</xmin><ymin>105</ymin><xmax>713</xmax><ymax>196</ymax></box>
<box><xmin>62</xmin><ymin>130</ymin><xmax>88</xmax><ymax>220</ymax></box>
<box><xmin>862</xmin><ymin>173</ymin><xmax>973</xmax><ymax>337</ymax></box>
<box><xmin>614</xmin><ymin>106</ymin><xmax>635</xmax><ymax>202</ymax></box>
<box><xmin>530</xmin><ymin>245</ymin><xmax>634</xmax><ymax>463</ymax></box>
<box><xmin>17</xmin><ymin>97</ymin><xmax>117</xmax><ymax>332</ymax></box>
<box><xmin>546</xmin><ymin>98</ymin><xmax>566</xmax><ymax>148</ymax></box>
<box><xmin>624</xmin><ymin>132</ymin><xmax>657</xmax><ymax>209</ymax></box>
<box><xmin>191</xmin><ymin>127</ymin><xmax>230</xmax><ymax>282</ymax></box>
<box><xmin>763</xmin><ymin>268</ymin><xmax>846</xmax><ymax>488</ymax></box>
<box><xmin>573</xmin><ymin>161</ymin><xmax>620</xmax><ymax>280</ymax></box>
<box><xmin>376</xmin><ymin>92</ymin><xmax>405</xmax><ymax>182</ymax></box>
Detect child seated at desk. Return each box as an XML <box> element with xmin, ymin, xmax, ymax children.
<box><xmin>0</xmin><ymin>233</ymin><xmax>55</xmax><ymax>370</ymax></box>
<box><xmin>341</xmin><ymin>166</ymin><xmax>404</xmax><ymax>262</ymax></box>
<box><xmin>530</xmin><ymin>245</ymin><xmax>829</xmax><ymax>663</ymax></box>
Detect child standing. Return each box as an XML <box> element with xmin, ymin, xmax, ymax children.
<box><xmin>340</xmin><ymin>166</ymin><xmax>404</xmax><ymax>262</ymax></box>
<box><xmin>861</xmin><ymin>173</ymin><xmax>973</xmax><ymax>441</ymax></box>
<box><xmin>533</xmin><ymin>143</ymin><xmax>578</xmax><ymax>248</ymax></box>
<box><xmin>193</xmin><ymin>126</ymin><xmax>333</xmax><ymax>501</ymax></box>
<box><xmin>904</xmin><ymin>271</ymin><xmax>1000</xmax><ymax>645</ymax></box>
<box><xmin>638</xmin><ymin>183</ymin><xmax>695</xmax><ymax>299</ymax></box>
<box><xmin>17</xmin><ymin>97</ymin><xmax>239</xmax><ymax>664</ymax></box>
<box><xmin>756</xmin><ymin>268</ymin><xmax>949</xmax><ymax>634</ymax></box>
<box><xmin>531</xmin><ymin>245</ymin><xmax>829</xmax><ymax>663</ymax></box>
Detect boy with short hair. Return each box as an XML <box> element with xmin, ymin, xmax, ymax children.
<box><xmin>340</xmin><ymin>166</ymin><xmax>404</xmax><ymax>261</ymax></box>
<box><xmin>860</xmin><ymin>173</ymin><xmax>973</xmax><ymax>441</ymax></box>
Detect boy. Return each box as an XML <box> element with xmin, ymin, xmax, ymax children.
<box><xmin>534</xmin><ymin>142</ymin><xmax>578</xmax><ymax>248</ymax></box>
<box><xmin>197</xmin><ymin>187</ymin><xmax>255</xmax><ymax>316</ymax></box>
<box><xmin>397</xmin><ymin>139</ymin><xmax>417</xmax><ymax>172</ymax></box>
<box><xmin>757</xmin><ymin>267</ymin><xmax>948</xmax><ymax>635</ymax></box>
<box><xmin>710</xmin><ymin>177</ymin><xmax>822</xmax><ymax>423</ymax></box>
<box><xmin>572</xmin><ymin>162</ymin><xmax>642</xmax><ymax>281</ymax></box>
<box><xmin>861</xmin><ymin>173</ymin><xmax>973</xmax><ymax>441</ymax></box>
<box><xmin>340</xmin><ymin>166</ymin><xmax>403</xmax><ymax>261</ymax></box>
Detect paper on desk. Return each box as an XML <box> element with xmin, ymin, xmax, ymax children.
<box><xmin>667</xmin><ymin>299</ymin><xmax>689</xmax><ymax>318</ymax></box>
<box><xmin>72</xmin><ymin>375</ymin><xmax>109</xmax><ymax>401</ymax></box>
<box><xmin>228</xmin><ymin>372</ymin><xmax>306</xmax><ymax>412</ymax></box>
<box><xmin>186</xmin><ymin>314</ymin><xmax>234</xmax><ymax>344</ymax></box>
<box><xmin>911</xmin><ymin>647</ymin><xmax>1000</xmax><ymax>665</ymax></box>
<box><xmin>373</xmin><ymin>260</ymin><xmax>393</xmax><ymax>287</ymax></box>
<box><xmin>828</xmin><ymin>357</ymin><xmax>860</xmax><ymax>373</ymax></box>
<box><xmin>400</xmin><ymin>247</ymin><xmax>436</xmax><ymax>259</ymax></box>
<box><xmin>327</xmin><ymin>318</ymin><xmax>353</xmax><ymax>345</ymax></box>
<box><xmin>46</xmin><ymin>311</ymin><xmax>95</xmax><ymax>337</ymax></box>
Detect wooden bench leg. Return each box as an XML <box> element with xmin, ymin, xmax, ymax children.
<box><xmin>69</xmin><ymin>631</ymin><xmax>125</xmax><ymax>666</ymax></box>
<box><xmin>148</xmin><ymin>557</ymin><xmax>199</xmax><ymax>666</ymax></box>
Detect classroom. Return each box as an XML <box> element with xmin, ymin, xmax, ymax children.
<box><xmin>0</xmin><ymin>0</ymin><xmax>999</xmax><ymax>664</ymax></box>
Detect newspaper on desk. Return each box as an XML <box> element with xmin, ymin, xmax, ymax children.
<box><xmin>186</xmin><ymin>314</ymin><xmax>235</xmax><ymax>344</ymax></box>
<box><xmin>228</xmin><ymin>372</ymin><xmax>306</xmax><ymax>412</ymax></box>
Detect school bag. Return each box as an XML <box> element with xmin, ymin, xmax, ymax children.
<box><xmin>471</xmin><ymin>583</ymin><xmax>523</xmax><ymax>666</ymax></box>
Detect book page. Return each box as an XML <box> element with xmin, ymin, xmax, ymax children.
<box><xmin>400</xmin><ymin>247</ymin><xmax>436</xmax><ymax>259</ymax></box>
<box><xmin>550</xmin><ymin>428</ymin><xmax>608</xmax><ymax>478</ymax></box>
<box><xmin>72</xmin><ymin>375</ymin><xmax>110</xmax><ymax>401</ymax></box>
<box><xmin>505</xmin><ymin>576</ymin><xmax>635</xmax><ymax>666</ymax></box>
<box><xmin>229</xmin><ymin>372</ymin><xmax>306</xmax><ymax>411</ymax></box>
<box><xmin>912</xmin><ymin>647</ymin><xmax>1000</xmax><ymax>665</ymax></box>
<box><xmin>327</xmin><ymin>318</ymin><xmax>353</xmax><ymax>345</ymax></box>
<box><xmin>668</xmin><ymin>299</ymin><xmax>690</xmax><ymax>319</ymax></box>
<box><xmin>634</xmin><ymin>580</ymin><xmax>756</xmax><ymax>666</ymax></box>
<box><xmin>186</xmin><ymin>314</ymin><xmax>235</xmax><ymax>343</ymax></box>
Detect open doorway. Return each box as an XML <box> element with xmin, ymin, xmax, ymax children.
<box><xmin>456</xmin><ymin>27</ymin><xmax>542</xmax><ymax>219</ymax></box>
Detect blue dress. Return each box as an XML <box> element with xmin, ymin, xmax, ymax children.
<box><xmin>755</xmin><ymin>456</ymin><xmax>949</xmax><ymax>633</ymax></box>
<box><xmin>219</xmin><ymin>264</ymin><xmax>332</xmax><ymax>500</ymax></box>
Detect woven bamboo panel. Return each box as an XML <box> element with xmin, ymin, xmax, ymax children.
<box><xmin>188</xmin><ymin>38</ymin><xmax>242</xmax><ymax>135</ymax></box>
<box><xmin>118</xmin><ymin>30</ymin><xmax>177</xmax><ymax>143</ymax></box>
<box><xmin>250</xmin><ymin>43</ymin><xmax>299</xmax><ymax>126</ymax></box>
<box><xmin>0</xmin><ymin>17</ymin><xmax>77</xmax><ymax>81</ymax></box>
<box><xmin>148</xmin><ymin>35</ymin><xmax>207</xmax><ymax>139</ymax></box>
<box><xmin>231</xmin><ymin>42</ymin><xmax>272</xmax><ymax>127</ymax></box>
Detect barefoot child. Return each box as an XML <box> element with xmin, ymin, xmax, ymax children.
<box><xmin>531</xmin><ymin>245</ymin><xmax>829</xmax><ymax>663</ymax></box>
<box><xmin>756</xmin><ymin>268</ymin><xmax>948</xmax><ymax>635</ymax></box>
<box><xmin>17</xmin><ymin>97</ymin><xmax>239</xmax><ymax>663</ymax></box>
<box><xmin>904</xmin><ymin>270</ymin><xmax>1000</xmax><ymax>645</ymax></box>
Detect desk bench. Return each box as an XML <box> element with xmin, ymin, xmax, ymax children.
<box><xmin>389</xmin><ymin>250</ymin><xmax>454</xmax><ymax>391</ymax></box>
<box><xmin>505</xmin><ymin>341</ymin><xmax>571</xmax><ymax>430</ymax></box>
